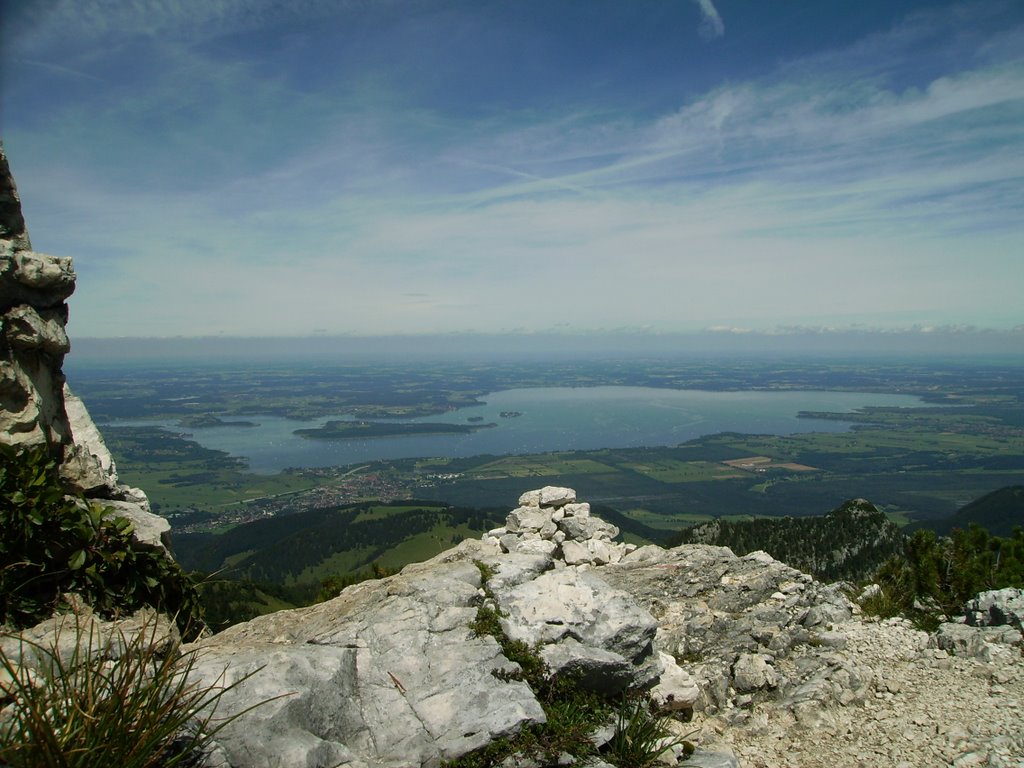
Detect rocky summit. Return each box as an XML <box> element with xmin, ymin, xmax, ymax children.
<box><xmin>184</xmin><ymin>486</ymin><xmax>697</xmax><ymax>767</ymax></box>
<box><xmin>169</xmin><ymin>486</ymin><xmax>1023</xmax><ymax>768</ymax></box>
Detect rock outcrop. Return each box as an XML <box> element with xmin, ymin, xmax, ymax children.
<box><xmin>967</xmin><ymin>588</ymin><xmax>1024</xmax><ymax>631</ymax></box>
<box><xmin>483</xmin><ymin>487</ymin><xmax>637</xmax><ymax>566</ymax></box>
<box><xmin>0</xmin><ymin>143</ymin><xmax>166</xmax><ymax>549</ymax></box>
<box><xmin>185</xmin><ymin>487</ymin><xmax>702</xmax><ymax>767</ymax></box>
<box><xmin>182</xmin><ymin>487</ymin><xmax>1024</xmax><ymax>767</ymax></box>
<box><xmin>599</xmin><ymin>543</ymin><xmax>1024</xmax><ymax>768</ymax></box>
<box><xmin>1</xmin><ymin>147</ymin><xmax>73</xmax><ymax>452</ymax></box>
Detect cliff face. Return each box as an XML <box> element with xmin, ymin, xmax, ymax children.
<box><xmin>0</xmin><ymin>143</ymin><xmax>167</xmax><ymax>547</ymax></box>
<box><xmin>0</xmin><ymin>146</ymin><xmax>75</xmax><ymax>454</ymax></box>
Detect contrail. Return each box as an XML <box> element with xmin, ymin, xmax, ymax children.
<box><xmin>22</xmin><ymin>58</ymin><xmax>106</xmax><ymax>83</ymax></box>
<box><xmin>454</xmin><ymin>158</ymin><xmax>590</xmax><ymax>197</ymax></box>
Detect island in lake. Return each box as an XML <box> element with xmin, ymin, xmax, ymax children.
<box><xmin>178</xmin><ymin>414</ymin><xmax>258</xmax><ymax>428</ymax></box>
<box><xmin>294</xmin><ymin>420</ymin><xmax>497</xmax><ymax>440</ymax></box>
<box><xmin>500</xmin><ymin>411</ymin><xmax>523</xmax><ymax>418</ymax></box>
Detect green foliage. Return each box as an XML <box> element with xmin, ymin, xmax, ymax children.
<box><xmin>175</xmin><ymin>502</ymin><xmax>505</xmax><ymax>588</ymax></box>
<box><xmin>670</xmin><ymin>499</ymin><xmax>905</xmax><ymax>581</ymax></box>
<box><xmin>468</xmin><ymin>604</ymin><xmax>504</xmax><ymax>641</ymax></box>
<box><xmin>0</xmin><ymin>618</ymin><xmax>262</xmax><ymax>767</ymax></box>
<box><xmin>473</xmin><ymin>560</ymin><xmax>498</xmax><ymax>584</ymax></box>
<box><xmin>194</xmin><ymin>577</ymin><xmax>297</xmax><ymax>633</ymax></box>
<box><xmin>314</xmin><ymin>562</ymin><xmax>396</xmax><ymax>605</ymax></box>
<box><xmin>864</xmin><ymin>524</ymin><xmax>1024</xmax><ymax>627</ymax></box>
<box><xmin>0</xmin><ymin>444</ymin><xmax>204</xmax><ymax>640</ymax></box>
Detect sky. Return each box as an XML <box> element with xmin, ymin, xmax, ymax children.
<box><xmin>2</xmin><ymin>0</ymin><xmax>1023</xmax><ymax>346</ymax></box>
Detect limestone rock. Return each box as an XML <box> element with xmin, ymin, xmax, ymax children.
<box><xmin>510</xmin><ymin>538</ymin><xmax>559</xmax><ymax>558</ymax></box>
<box><xmin>63</xmin><ymin>386</ymin><xmax>120</xmax><ymax>487</ymax></box>
<box><xmin>539</xmin><ymin>637</ymin><xmax>637</xmax><ymax>695</ymax></box>
<box><xmin>3</xmin><ymin>305</ymin><xmax>69</xmax><ymax>354</ymax></box>
<box><xmin>685</xmin><ymin>752</ymin><xmax>741</xmax><ymax>768</ymax></box>
<box><xmin>517</xmin><ymin>489</ymin><xmax>543</xmax><ymax>507</ymax></box>
<box><xmin>506</xmin><ymin>506</ymin><xmax>557</xmax><ymax>537</ymax></box>
<box><xmin>562</xmin><ymin>502</ymin><xmax>591</xmax><ymax>517</ymax></box>
<box><xmin>182</xmin><ymin>493</ymin><xmax>678</xmax><ymax>766</ymax></box>
<box><xmin>0</xmin><ymin>347</ymin><xmax>69</xmax><ymax>447</ymax></box>
<box><xmin>0</xmin><ymin>148</ymin><xmax>29</xmax><ymax>248</ymax></box>
<box><xmin>932</xmin><ymin>622</ymin><xmax>1023</xmax><ymax>662</ymax></box>
<box><xmin>558</xmin><ymin>515</ymin><xmax>619</xmax><ymax>543</ymax></box>
<box><xmin>731</xmin><ymin>653</ymin><xmax>777</xmax><ymax>692</ymax></box>
<box><xmin>966</xmin><ymin>588</ymin><xmax>1024</xmax><ymax>630</ymax></box>
<box><xmin>538</xmin><ymin>486</ymin><xmax>576</xmax><ymax>507</ymax></box>
<box><xmin>475</xmin><ymin>552</ymin><xmax>552</xmax><ymax>592</ymax></box>
<box><xmin>103</xmin><ymin>499</ymin><xmax>172</xmax><ymax>551</ymax></box>
<box><xmin>650</xmin><ymin>651</ymin><xmax>700</xmax><ymax>712</ymax></box>
<box><xmin>488</xmin><ymin>487</ymin><xmax>628</xmax><ymax>568</ymax></box>
<box><xmin>495</xmin><ymin>567</ymin><xmax>659</xmax><ymax>686</ymax></box>
<box><xmin>1</xmin><ymin>603</ymin><xmax>179</xmax><ymax>672</ymax></box>
<box><xmin>1</xmin><ymin>251</ymin><xmax>75</xmax><ymax>308</ymax></box>
<box><xmin>189</xmin><ymin>560</ymin><xmax>547</xmax><ymax>768</ymax></box>
<box><xmin>599</xmin><ymin>542</ymin><xmax>869</xmax><ymax>719</ymax></box>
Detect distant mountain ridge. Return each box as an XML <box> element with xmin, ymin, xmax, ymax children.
<box><xmin>908</xmin><ymin>486</ymin><xmax>1024</xmax><ymax>538</ymax></box>
<box><xmin>667</xmin><ymin>498</ymin><xmax>905</xmax><ymax>581</ymax></box>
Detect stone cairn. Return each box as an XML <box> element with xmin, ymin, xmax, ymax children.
<box><xmin>482</xmin><ymin>485</ymin><xmax>638</xmax><ymax>567</ymax></box>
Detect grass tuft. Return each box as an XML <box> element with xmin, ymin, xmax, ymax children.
<box><xmin>0</xmin><ymin>616</ymin><xmax>267</xmax><ymax>767</ymax></box>
<box><xmin>602</xmin><ymin>696</ymin><xmax>691</xmax><ymax>768</ymax></box>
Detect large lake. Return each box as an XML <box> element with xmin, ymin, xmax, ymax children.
<box><xmin>109</xmin><ymin>387</ymin><xmax>928</xmax><ymax>474</ymax></box>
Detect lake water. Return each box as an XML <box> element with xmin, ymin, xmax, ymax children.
<box><xmin>108</xmin><ymin>387</ymin><xmax>927</xmax><ymax>474</ymax></box>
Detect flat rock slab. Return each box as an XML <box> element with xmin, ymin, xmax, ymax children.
<box><xmin>495</xmin><ymin>567</ymin><xmax>658</xmax><ymax>667</ymax></box>
<box><xmin>189</xmin><ymin>560</ymin><xmax>544</xmax><ymax>768</ymax></box>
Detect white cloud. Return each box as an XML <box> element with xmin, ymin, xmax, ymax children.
<box><xmin>9</xmin><ymin>0</ymin><xmax>1024</xmax><ymax>337</ymax></box>
<box><xmin>691</xmin><ymin>0</ymin><xmax>725</xmax><ymax>40</ymax></box>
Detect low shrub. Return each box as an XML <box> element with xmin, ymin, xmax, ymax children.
<box><xmin>0</xmin><ymin>444</ymin><xmax>204</xmax><ymax>639</ymax></box>
<box><xmin>861</xmin><ymin>526</ymin><xmax>1024</xmax><ymax>630</ymax></box>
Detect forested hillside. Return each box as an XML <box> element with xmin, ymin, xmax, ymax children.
<box><xmin>909</xmin><ymin>485</ymin><xmax>1024</xmax><ymax>537</ymax></box>
<box><xmin>174</xmin><ymin>501</ymin><xmax>507</xmax><ymax>588</ymax></box>
<box><xmin>668</xmin><ymin>498</ymin><xmax>905</xmax><ymax>581</ymax></box>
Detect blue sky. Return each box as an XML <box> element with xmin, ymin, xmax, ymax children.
<box><xmin>2</xmin><ymin>0</ymin><xmax>1023</xmax><ymax>341</ymax></box>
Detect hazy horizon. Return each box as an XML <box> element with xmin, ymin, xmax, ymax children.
<box><xmin>66</xmin><ymin>328</ymin><xmax>1024</xmax><ymax>366</ymax></box>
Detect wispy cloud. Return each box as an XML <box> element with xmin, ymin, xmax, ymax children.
<box><xmin>8</xmin><ymin>0</ymin><xmax>362</xmax><ymax>52</ymax></box>
<box><xmin>5</xmin><ymin>0</ymin><xmax>1023</xmax><ymax>337</ymax></box>
<box><xmin>691</xmin><ymin>0</ymin><xmax>725</xmax><ymax>40</ymax></box>
<box><xmin>19</xmin><ymin>59</ymin><xmax>106</xmax><ymax>83</ymax></box>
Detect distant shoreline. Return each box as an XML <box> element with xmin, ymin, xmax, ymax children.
<box><xmin>294</xmin><ymin>420</ymin><xmax>497</xmax><ymax>440</ymax></box>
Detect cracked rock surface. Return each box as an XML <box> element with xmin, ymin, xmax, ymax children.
<box><xmin>601</xmin><ymin>544</ymin><xmax>1024</xmax><ymax>768</ymax></box>
<box><xmin>187</xmin><ymin>488</ymin><xmax>667</xmax><ymax>768</ymax></box>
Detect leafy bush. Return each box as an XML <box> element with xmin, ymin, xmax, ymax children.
<box><xmin>0</xmin><ymin>444</ymin><xmax>204</xmax><ymax>639</ymax></box>
<box><xmin>0</xmin><ymin>617</ymin><xmax>259</xmax><ymax>767</ymax></box>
